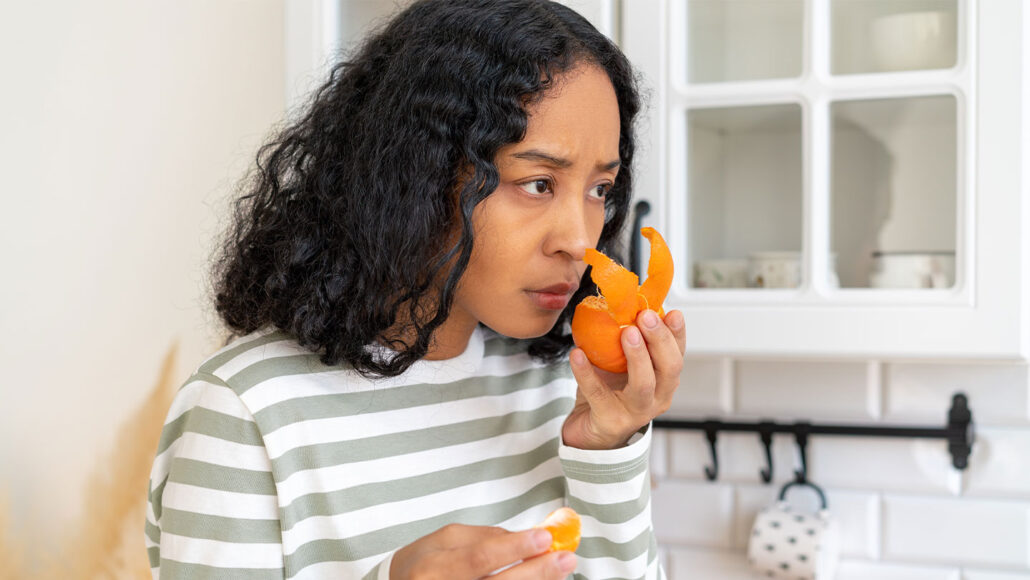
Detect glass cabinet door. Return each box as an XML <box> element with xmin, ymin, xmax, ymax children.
<box><xmin>672</xmin><ymin>0</ymin><xmax>969</xmax><ymax>295</ymax></box>
<box><xmin>623</xmin><ymin>0</ymin><xmax>1029</xmax><ymax>359</ymax></box>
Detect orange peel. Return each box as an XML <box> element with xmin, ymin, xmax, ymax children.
<box><xmin>571</xmin><ymin>227</ymin><xmax>673</xmax><ymax>373</ymax></box>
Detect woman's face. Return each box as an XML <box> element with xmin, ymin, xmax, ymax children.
<box><xmin>432</xmin><ymin>63</ymin><xmax>622</xmax><ymax>356</ymax></box>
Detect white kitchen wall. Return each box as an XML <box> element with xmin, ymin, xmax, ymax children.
<box><xmin>652</xmin><ymin>357</ymin><xmax>1030</xmax><ymax>580</ymax></box>
<box><xmin>0</xmin><ymin>0</ymin><xmax>285</xmax><ymax>551</ymax></box>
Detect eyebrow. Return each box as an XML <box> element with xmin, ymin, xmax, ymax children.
<box><xmin>510</xmin><ymin>149</ymin><xmax>621</xmax><ymax>172</ymax></box>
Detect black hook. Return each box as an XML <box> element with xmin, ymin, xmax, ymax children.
<box><xmin>703</xmin><ymin>420</ymin><xmax>719</xmax><ymax>481</ymax></box>
<box><xmin>794</xmin><ymin>422</ymin><xmax>811</xmax><ymax>483</ymax></box>
<box><xmin>758</xmin><ymin>421</ymin><xmax>775</xmax><ymax>483</ymax></box>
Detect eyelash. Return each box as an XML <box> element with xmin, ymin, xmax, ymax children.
<box><xmin>518</xmin><ymin>178</ymin><xmax>612</xmax><ymax>200</ymax></box>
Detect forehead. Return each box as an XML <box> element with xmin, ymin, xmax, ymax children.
<box><xmin>512</xmin><ymin>65</ymin><xmax>621</xmax><ymax>160</ymax></box>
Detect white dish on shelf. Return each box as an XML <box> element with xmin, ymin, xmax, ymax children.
<box><xmin>748</xmin><ymin>251</ymin><xmax>802</xmax><ymax>289</ymax></box>
<box><xmin>693</xmin><ymin>258</ymin><xmax>749</xmax><ymax>289</ymax></box>
<box><xmin>869</xmin><ymin>251</ymin><xmax>955</xmax><ymax>289</ymax></box>
<box><xmin>870</xmin><ymin>9</ymin><xmax>957</xmax><ymax>72</ymax></box>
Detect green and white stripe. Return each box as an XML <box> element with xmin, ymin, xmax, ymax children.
<box><xmin>146</xmin><ymin>326</ymin><xmax>663</xmax><ymax>579</ymax></box>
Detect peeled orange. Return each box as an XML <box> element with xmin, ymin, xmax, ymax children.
<box><xmin>571</xmin><ymin>227</ymin><xmax>673</xmax><ymax>373</ymax></box>
<box><xmin>534</xmin><ymin>507</ymin><xmax>581</xmax><ymax>552</ymax></box>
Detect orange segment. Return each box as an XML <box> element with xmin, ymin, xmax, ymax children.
<box><xmin>534</xmin><ymin>507</ymin><xmax>581</xmax><ymax>552</ymax></box>
<box><xmin>571</xmin><ymin>297</ymin><xmax>626</xmax><ymax>374</ymax></box>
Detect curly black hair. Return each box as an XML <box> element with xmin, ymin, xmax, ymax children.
<box><xmin>212</xmin><ymin>0</ymin><xmax>643</xmax><ymax>377</ymax></box>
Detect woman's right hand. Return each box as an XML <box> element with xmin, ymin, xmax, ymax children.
<box><xmin>389</xmin><ymin>523</ymin><xmax>578</xmax><ymax>579</ymax></box>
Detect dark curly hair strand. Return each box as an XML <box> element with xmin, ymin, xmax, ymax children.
<box><xmin>212</xmin><ymin>0</ymin><xmax>643</xmax><ymax>377</ymax></box>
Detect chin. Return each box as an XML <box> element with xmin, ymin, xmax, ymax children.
<box><xmin>485</xmin><ymin>312</ymin><xmax>561</xmax><ymax>339</ymax></box>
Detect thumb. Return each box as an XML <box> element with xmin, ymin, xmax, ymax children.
<box><xmin>570</xmin><ymin>348</ymin><xmax>618</xmax><ymax>413</ymax></box>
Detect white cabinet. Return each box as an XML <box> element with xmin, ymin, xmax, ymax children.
<box><xmin>622</xmin><ymin>0</ymin><xmax>1030</xmax><ymax>359</ymax></box>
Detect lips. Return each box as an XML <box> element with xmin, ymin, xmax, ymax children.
<box><xmin>533</xmin><ymin>282</ymin><xmax>578</xmax><ymax>295</ymax></box>
<box><xmin>527</xmin><ymin>281</ymin><xmax>579</xmax><ymax>311</ymax></box>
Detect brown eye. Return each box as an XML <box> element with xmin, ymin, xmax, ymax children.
<box><xmin>590</xmin><ymin>184</ymin><xmax>611</xmax><ymax>199</ymax></box>
<box><xmin>519</xmin><ymin>179</ymin><xmax>553</xmax><ymax>196</ymax></box>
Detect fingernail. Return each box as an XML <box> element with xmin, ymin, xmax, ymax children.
<box><xmin>642</xmin><ymin>310</ymin><xmax>659</xmax><ymax>329</ymax></box>
<box><xmin>668</xmin><ymin>312</ymin><xmax>683</xmax><ymax>331</ymax></box>
<box><xmin>571</xmin><ymin>349</ymin><xmax>587</xmax><ymax>366</ymax></box>
<box><xmin>625</xmin><ymin>326</ymin><xmax>642</xmax><ymax>346</ymax></box>
<box><xmin>557</xmin><ymin>552</ymin><xmax>577</xmax><ymax>573</ymax></box>
<box><xmin>533</xmin><ymin>529</ymin><xmax>553</xmax><ymax>551</ymax></box>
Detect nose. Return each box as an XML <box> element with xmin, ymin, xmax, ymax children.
<box><xmin>542</xmin><ymin>188</ymin><xmax>601</xmax><ymax>261</ymax></box>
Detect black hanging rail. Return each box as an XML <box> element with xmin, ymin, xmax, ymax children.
<box><xmin>653</xmin><ymin>393</ymin><xmax>974</xmax><ymax>482</ymax></box>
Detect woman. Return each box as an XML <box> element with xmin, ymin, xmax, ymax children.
<box><xmin>146</xmin><ymin>1</ymin><xmax>684</xmax><ymax>578</ymax></box>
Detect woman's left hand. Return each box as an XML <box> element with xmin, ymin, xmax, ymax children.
<box><xmin>563</xmin><ymin>309</ymin><xmax>686</xmax><ymax>450</ymax></box>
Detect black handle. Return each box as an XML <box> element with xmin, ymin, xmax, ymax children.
<box><xmin>778</xmin><ymin>479</ymin><xmax>829</xmax><ymax>510</ymax></box>
<box><xmin>629</xmin><ymin>200</ymin><xmax>652</xmax><ymax>278</ymax></box>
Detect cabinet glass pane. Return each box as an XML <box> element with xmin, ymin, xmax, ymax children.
<box><xmin>830</xmin><ymin>96</ymin><xmax>957</xmax><ymax>289</ymax></box>
<box><xmin>687</xmin><ymin>0</ymin><xmax>804</xmax><ymax>83</ymax></box>
<box><xmin>832</xmin><ymin>0</ymin><xmax>958</xmax><ymax>75</ymax></box>
<box><xmin>688</xmin><ymin>105</ymin><xmax>803</xmax><ymax>289</ymax></box>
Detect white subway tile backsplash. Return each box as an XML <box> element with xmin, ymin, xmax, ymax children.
<box><xmin>807</xmin><ymin>436</ymin><xmax>959</xmax><ymax>495</ymax></box>
<box><xmin>731</xmin><ymin>485</ymin><xmax>881</xmax><ymax>559</ymax></box>
<box><xmin>650</xmin><ymin>428</ymin><xmax>668</xmax><ymax>479</ymax></box>
<box><xmin>666</xmin><ymin>431</ymin><xmax>710</xmax><ymax>480</ymax></box>
<box><xmin>882</xmin><ymin>495</ymin><xmax>1030</xmax><ymax>567</ymax></box>
<box><xmin>656</xmin><ymin>357</ymin><xmax>1030</xmax><ymax>579</ymax></box>
<box><xmin>884</xmin><ymin>362</ymin><xmax>1029</xmax><ymax>425</ymax></box>
<box><xmin>667</xmin><ymin>357</ymin><xmax>733</xmax><ymax>417</ymax></box>
<box><xmin>651</xmin><ymin>480</ymin><xmax>735</xmax><ymax>548</ymax></box>
<box><xmin>826</xmin><ymin>491</ymin><xmax>882</xmax><ymax>560</ymax></box>
<box><xmin>736</xmin><ymin>360</ymin><xmax>878</xmax><ymax>421</ymax></box>
<box><xmin>835</xmin><ymin>561</ymin><xmax>961</xmax><ymax>580</ymax></box>
<box><xmin>665</xmin><ymin>547</ymin><xmax>761</xmax><ymax>580</ymax></box>
<box><xmin>964</xmin><ymin>427</ymin><xmax>1030</xmax><ymax>499</ymax></box>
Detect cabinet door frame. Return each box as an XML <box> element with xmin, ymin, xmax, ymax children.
<box><xmin>622</xmin><ymin>0</ymin><xmax>1030</xmax><ymax>359</ymax></box>
<box><xmin>285</xmin><ymin>0</ymin><xmax>342</xmax><ymax>112</ymax></box>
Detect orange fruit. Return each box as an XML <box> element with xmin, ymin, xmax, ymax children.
<box><xmin>534</xmin><ymin>507</ymin><xmax>581</xmax><ymax>552</ymax></box>
<box><xmin>571</xmin><ymin>227</ymin><xmax>673</xmax><ymax>373</ymax></box>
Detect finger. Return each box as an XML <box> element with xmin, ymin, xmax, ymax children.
<box><xmin>637</xmin><ymin>309</ymin><xmax>684</xmax><ymax>396</ymax></box>
<box><xmin>491</xmin><ymin>551</ymin><xmax>578</xmax><ymax>580</ymax></box>
<box><xmin>621</xmin><ymin>324</ymin><xmax>656</xmax><ymax>412</ymax></box>
<box><xmin>663</xmin><ymin>309</ymin><xmax>687</xmax><ymax>355</ymax></box>
<box><xmin>569</xmin><ymin>348</ymin><xmax>621</xmax><ymax>416</ymax></box>
<box><xmin>428</xmin><ymin>524</ymin><xmax>508</xmax><ymax>550</ymax></box>
<box><xmin>450</xmin><ymin>528</ymin><xmax>554</xmax><ymax>578</ymax></box>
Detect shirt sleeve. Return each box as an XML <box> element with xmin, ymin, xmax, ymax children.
<box><xmin>145</xmin><ymin>373</ymin><xmax>286</xmax><ymax>579</ymax></box>
<box><xmin>558</xmin><ymin>423</ymin><xmax>664</xmax><ymax>580</ymax></box>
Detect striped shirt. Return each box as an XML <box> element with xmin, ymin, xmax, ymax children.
<box><xmin>145</xmin><ymin>325</ymin><xmax>662</xmax><ymax>579</ymax></box>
